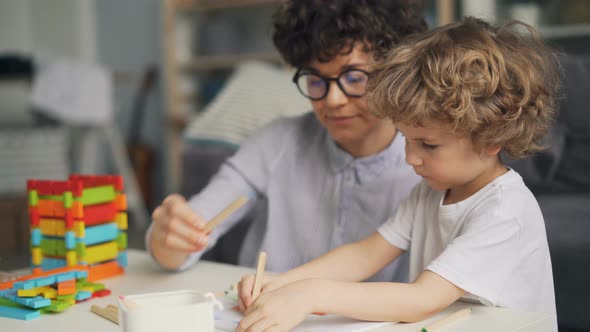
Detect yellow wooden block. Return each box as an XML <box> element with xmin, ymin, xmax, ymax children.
<box><xmin>66</xmin><ymin>251</ymin><xmax>77</xmax><ymax>266</ymax></box>
<box><xmin>116</xmin><ymin>212</ymin><xmax>128</xmax><ymax>230</ymax></box>
<box><xmin>18</xmin><ymin>286</ymin><xmax>56</xmax><ymax>299</ymax></box>
<box><xmin>32</xmin><ymin>247</ymin><xmax>42</xmax><ymax>266</ymax></box>
<box><xmin>40</xmin><ymin>218</ymin><xmax>65</xmax><ymax>236</ymax></box>
<box><xmin>74</xmin><ymin>221</ymin><xmax>85</xmax><ymax>238</ymax></box>
<box><xmin>40</xmin><ymin>287</ymin><xmax>57</xmax><ymax>299</ymax></box>
<box><xmin>84</xmin><ymin>241</ymin><xmax>118</xmax><ymax>265</ymax></box>
<box><xmin>18</xmin><ymin>288</ymin><xmax>41</xmax><ymax>297</ymax></box>
<box><xmin>82</xmin><ymin>286</ymin><xmax>94</xmax><ymax>293</ymax></box>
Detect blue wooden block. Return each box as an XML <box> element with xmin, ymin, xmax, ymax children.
<box><xmin>32</xmin><ymin>275</ymin><xmax>57</xmax><ymax>288</ymax></box>
<box><xmin>31</xmin><ymin>229</ymin><xmax>42</xmax><ymax>246</ymax></box>
<box><xmin>15</xmin><ymin>296</ymin><xmax>51</xmax><ymax>309</ymax></box>
<box><xmin>12</xmin><ymin>280</ymin><xmax>35</xmax><ymax>290</ymax></box>
<box><xmin>65</xmin><ymin>231</ymin><xmax>76</xmax><ymax>250</ymax></box>
<box><xmin>75</xmin><ymin>270</ymin><xmax>88</xmax><ymax>279</ymax></box>
<box><xmin>117</xmin><ymin>251</ymin><xmax>128</xmax><ymax>268</ymax></box>
<box><xmin>75</xmin><ymin>290</ymin><xmax>92</xmax><ymax>301</ymax></box>
<box><xmin>0</xmin><ymin>301</ymin><xmax>40</xmax><ymax>320</ymax></box>
<box><xmin>56</xmin><ymin>272</ymin><xmax>76</xmax><ymax>283</ymax></box>
<box><xmin>40</xmin><ymin>257</ymin><xmax>66</xmax><ymax>270</ymax></box>
<box><xmin>85</xmin><ymin>222</ymin><xmax>118</xmax><ymax>246</ymax></box>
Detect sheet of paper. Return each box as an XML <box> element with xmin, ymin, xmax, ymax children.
<box><xmin>214</xmin><ymin>294</ymin><xmax>395</xmax><ymax>332</ymax></box>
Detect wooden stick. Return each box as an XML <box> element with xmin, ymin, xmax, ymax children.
<box><xmin>251</xmin><ymin>251</ymin><xmax>267</xmax><ymax>300</ymax></box>
<box><xmin>106</xmin><ymin>304</ymin><xmax>119</xmax><ymax>314</ymax></box>
<box><xmin>91</xmin><ymin>305</ymin><xmax>119</xmax><ymax>324</ymax></box>
<box><xmin>421</xmin><ymin>308</ymin><xmax>472</xmax><ymax>332</ymax></box>
<box><xmin>204</xmin><ymin>195</ymin><xmax>249</xmax><ymax>232</ymax></box>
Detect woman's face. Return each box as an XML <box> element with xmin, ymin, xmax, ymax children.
<box><xmin>305</xmin><ymin>45</ymin><xmax>396</xmax><ymax>157</ymax></box>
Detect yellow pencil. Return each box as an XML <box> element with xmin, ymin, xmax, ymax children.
<box><xmin>251</xmin><ymin>251</ymin><xmax>267</xmax><ymax>300</ymax></box>
<box><xmin>205</xmin><ymin>195</ymin><xmax>249</xmax><ymax>232</ymax></box>
<box><xmin>421</xmin><ymin>308</ymin><xmax>472</xmax><ymax>332</ymax></box>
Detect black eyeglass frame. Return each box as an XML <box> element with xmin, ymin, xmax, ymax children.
<box><xmin>292</xmin><ymin>68</ymin><xmax>371</xmax><ymax>101</ymax></box>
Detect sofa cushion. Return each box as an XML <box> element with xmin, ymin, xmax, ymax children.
<box><xmin>552</xmin><ymin>55</ymin><xmax>590</xmax><ymax>193</ymax></box>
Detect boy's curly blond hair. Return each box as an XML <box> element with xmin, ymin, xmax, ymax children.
<box><xmin>368</xmin><ymin>17</ymin><xmax>561</xmax><ymax>159</ymax></box>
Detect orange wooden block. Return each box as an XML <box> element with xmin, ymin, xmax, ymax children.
<box><xmin>57</xmin><ymin>279</ymin><xmax>76</xmax><ymax>295</ymax></box>
<box><xmin>115</xmin><ymin>194</ymin><xmax>127</xmax><ymax>211</ymax></box>
<box><xmin>87</xmin><ymin>261</ymin><xmax>124</xmax><ymax>282</ymax></box>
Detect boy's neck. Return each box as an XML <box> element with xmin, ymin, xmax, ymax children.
<box><xmin>443</xmin><ymin>161</ymin><xmax>508</xmax><ymax>205</ymax></box>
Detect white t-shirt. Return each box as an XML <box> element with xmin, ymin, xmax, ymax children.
<box><xmin>378</xmin><ymin>169</ymin><xmax>557</xmax><ymax>330</ymax></box>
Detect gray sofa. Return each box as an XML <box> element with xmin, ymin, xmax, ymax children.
<box><xmin>182</xmin><ymin>54</ymin><xmax>590</xmax><ymax>332</ymax></box>
<box><xmin>507</xmin><ymin>54</ymin><xmax>590</xmax><ymax>332</ymax></box>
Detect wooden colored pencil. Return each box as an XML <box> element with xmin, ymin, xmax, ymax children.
<box><xmin>205</xmin><ymin>195</ymin><xmax>249</xmax><ymax>232</ymax></box>
<box><xmin>251</xmin><ymin>251</ymin><xmax>267</xmax><ymax>300</ymax></box>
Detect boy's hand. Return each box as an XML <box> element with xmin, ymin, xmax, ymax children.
<box><xmin>237</xmin><ymin>274</ymin><xmax>286</xmax><ymax>311</ymax></box>
<box><xmin>150</xmin><ymin>194</ymin><xmax>209</xmax><ymax>253</ymax></box>
<box><xmin>237</xmin><ymin>280</ymin><xmax>313</xmax><ymax>332</ymax></box>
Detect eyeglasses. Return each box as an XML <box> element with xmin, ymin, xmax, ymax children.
<box><xmin>292</xmin><ymin>68</ymin><xmax>370</xmax><ymax>101</ymax></box>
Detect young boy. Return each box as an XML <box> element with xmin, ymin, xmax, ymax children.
<box><xmin>237</xmin><ymin>17</ymin><xmax>559</xmax><ymax>332</ymax></box>
<box><xmin>147</xmin><ymin>0</ymin><xmax>426</xmax><ymax>283</ymax></box>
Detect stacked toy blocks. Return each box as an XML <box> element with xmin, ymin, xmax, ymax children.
<box><xmin>27</xmin><ymin>174</ymin><xmax>128</xmax><ymax>281</ymax></box>
<box><xmin>0</xmin><ymin>266</ymin><xmax>111</xmax><ymax>320</ymax></box>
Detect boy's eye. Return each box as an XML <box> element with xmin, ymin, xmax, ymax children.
<box><xmin>422</xmin><ymin>142</ymin><xmax>438</xmax><ymax>150</ymax></box>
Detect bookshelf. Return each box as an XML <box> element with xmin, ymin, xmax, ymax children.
<box><xmin>161</xmin><ymin>0</ymin><xmax>283</xmax><ymax>190</ymax></box>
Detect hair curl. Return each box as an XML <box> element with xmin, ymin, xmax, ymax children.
<box><xmin>272</xmin><ymin>0</ymin><xmax>427</xmax><ymax>68</ymax></box>
<box><xmin>368</xmin><ymin>17</ymin><xmax>561</xmax><ymax>159</ymax></box>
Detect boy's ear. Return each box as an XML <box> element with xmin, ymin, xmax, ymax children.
<box><xmin>485</xmin><ymin>144</ymin><xmax>502</xmax><ymax>156</ymax></box>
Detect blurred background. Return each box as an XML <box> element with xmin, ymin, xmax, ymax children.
<box><xmin>0</xmin><ymin>0</ymin><xmax>589</xmax><ymax>271</ymax></box>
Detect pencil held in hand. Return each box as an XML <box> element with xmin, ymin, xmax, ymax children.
<box><xmin>251</xmin><ymin>251</ymin><xmax>267</xmax><ymax>300</ymax></box>
<box><xmin>205</xmin><ymin>195</ymin><xmax>249</xmax><ymax>232</ymax></box>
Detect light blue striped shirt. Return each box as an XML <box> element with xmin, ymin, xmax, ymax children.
<box><xmin>152</xmin><ymin>112</ymin><xmax>421</xmax><ymax>282</ymax></box>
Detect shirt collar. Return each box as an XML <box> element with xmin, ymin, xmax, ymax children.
<box><xmin>326</xmin><ymin>131</ymin><xmax>406</xmax><ymax>184</ymax></box>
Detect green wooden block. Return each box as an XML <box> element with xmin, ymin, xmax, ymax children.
<box><xmin>56</xmin><ymin>294</ymin><xmax>75</xmax><ymax>301</ymax></box>
<box><xmin>76</xmin><ymin>242</ymin><xmax>86</xmax><ymax>257</ymax></box>
<box><xmin>63</xmin><ymin>191</ymin><xmax>73</xmax><ymax>208</ymax></box>
<box><xmin>28</xmin><ymin>190</ymin><xmax>38</xmax><ymax>207</ymax></box>
<box><xmin>41</xmin><ymin>300</ymin><xmax>71</xmax><ymax>313</ymax></box>
<box><xmin>117</xmin><ymin>232</ymin><xmax>128</xmax><ymax>250</ymax></box>
<box><xmin>81</xmin><ymin>185</ymin><xmax>116</xmax><ymax>205</ymax></box>
<box><xmin>40</xmin><ymin>239</ymin><xmax>66</xmax><ymax>256</ymax></box>
<box><xmin>39</xmin><ymin>194</ymin><xmax>63</xmax><ymax>201</ymax></box>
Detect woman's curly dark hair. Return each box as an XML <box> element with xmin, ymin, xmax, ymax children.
<box><xmin>272</xmin><ymin>0</ymin><xmax>428</xmax><ymax>68</ymax></box>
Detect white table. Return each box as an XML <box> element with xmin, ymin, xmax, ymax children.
<box><xmin>1</xmin><ymin>249</ymin><xmax>553</xmax><ymax>332</ymax></box>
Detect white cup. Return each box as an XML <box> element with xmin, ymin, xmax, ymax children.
<box><xmin>118</xmin><ymin>290</ymin><xmax>223</xmax><ymax>332</ymax></box>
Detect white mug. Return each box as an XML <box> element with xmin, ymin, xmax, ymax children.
<box><xmin>118</xmin><ymin>290</ymin><xmax>224</xmax><ymax>332</ymax></box>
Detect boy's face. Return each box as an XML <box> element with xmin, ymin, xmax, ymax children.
<box><xmin>398</xmin><ymin>120</ymin><xmax>503</xmax><ymax>199</ymax></box>
<box><xmin>306</xmin><ymin>45</ymin><xmax>395</xmax><ymax>157</ymax></box>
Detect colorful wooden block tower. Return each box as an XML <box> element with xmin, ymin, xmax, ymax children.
<box><xmin>27</xmin><ymin>174</ymin><xmax>128</xmax><ymax>281</ymax></box>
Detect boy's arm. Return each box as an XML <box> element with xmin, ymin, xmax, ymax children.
<box><xmin>310</xmin><ymin>271</ymin><xmax>465</xmax><ymax>322</ymax></box>
<box><xmin>238</xmin><ymin>232</ymin><xmax>400</xmax><ymax>308</ymax></box>
<box><xmin>238</xmin><ymin>271</ymin><xmax>464</xmax><ymax>332</ymax></box>
<box><xmin>282</xmin><ymin>232</ymin><xmax>403</xmax><ymax>283</ymax></box>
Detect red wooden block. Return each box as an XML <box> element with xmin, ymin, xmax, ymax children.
<box><xmin>93</xmin><ymin>289</ymin><xmax>112</xmax><ymax>298</ymax></box>
<box><xmin>83</xmin><ymin>202</ymin><xmax>117</xmax><ymax>226</ymax></box>
<box><xmin>29</xmin><ymin>207</ymin><xmax>40</xmax><ymax>226</ymax></box>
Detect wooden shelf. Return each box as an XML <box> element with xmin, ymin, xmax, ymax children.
<box><xmin>175</xmin><ymin>0</ymin><xmax>281</xmax><ymax>11</ymax></box>
<box><xmin>181</xmin><ymin>52</ymin><xmax>283</xmax><ymax>71</ymax></box>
